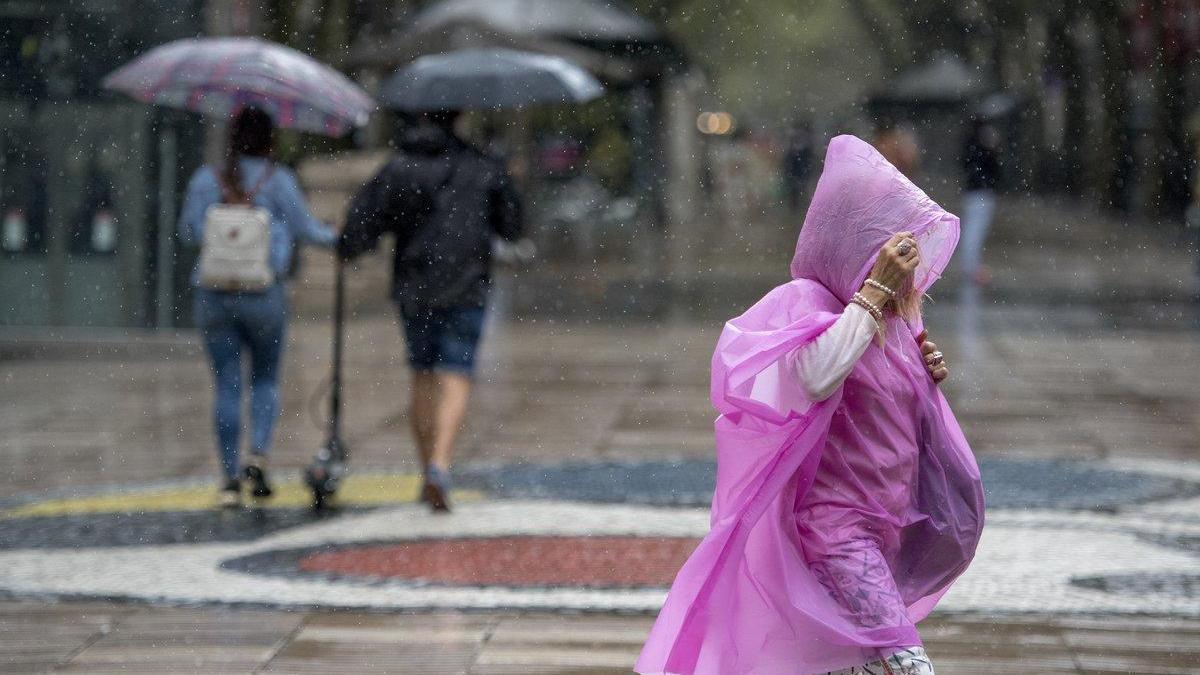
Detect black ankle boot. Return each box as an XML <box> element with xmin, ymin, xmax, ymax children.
<box><xmin>244</xmin><ymin>456</ymin><xmax>273</xmax><ymax>498</ymax></box>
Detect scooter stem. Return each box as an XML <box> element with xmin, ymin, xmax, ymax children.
<box><xmin>327</xmin><ymin>255</ymin><xmax>345</xmax><ymax>459</ymax></box>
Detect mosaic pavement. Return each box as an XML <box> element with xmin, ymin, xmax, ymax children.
<box><xmin>2</xmin><ymin>457</ymin><xmax>1200</xmax><ymax>617</ymax></box>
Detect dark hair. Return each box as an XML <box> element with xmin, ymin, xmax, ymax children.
<box><xmin>222</xmin><ymin>106</ymin><xmax>274</xmax><ymax>202</ymax></box>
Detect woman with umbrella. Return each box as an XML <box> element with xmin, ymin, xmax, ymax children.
<box><xmin>105</xmin><ymin>37</ymin><xmax>374</xmax><ymax>507</ymax></box>
<box><xmin>178</xmin><ymin>106</ymin><xmax>337</xmax><ymax>507</ymax></box>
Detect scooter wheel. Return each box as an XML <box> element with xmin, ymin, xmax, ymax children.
<box><xmin>304</xmin><ymin>466</ymin><xmax>332</xmax><ymax>510</ymax></box>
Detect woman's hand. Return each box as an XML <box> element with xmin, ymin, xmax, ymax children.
<box><xmin>865</xmin><ymin>232</ymin><xmax>921</xmax><ymax>297</ymax></box>
<box><xmin>917</xmin><ymin>330</ymin><xmax>949</xmax><ymax>384</ymax></box>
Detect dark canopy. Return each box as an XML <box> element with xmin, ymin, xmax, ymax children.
<box><xmin>348</xmin><ymin>0</ymin><xmax>683</xmax><ymax>86</ymax></box>
<box><xmin>410</xmin><ymin>0</ymin><xmax>662</xmax><ymax>43</ymax></box>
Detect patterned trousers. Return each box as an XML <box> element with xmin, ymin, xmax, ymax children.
<box><xmin>806</xmin><ymin>539</ymin><xmax>935</xmax><ymax>674</ymax></box>
<box><xmin>823</xmin><ymin>646</ymin><xmax>935</xmax><ymax>675</ymax></box>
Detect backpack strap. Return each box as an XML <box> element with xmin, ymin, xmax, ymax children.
<box><xmin>245</xmin><ymin>163</ymin><xmax>275</xmax><ymax>201</ymax></box>
<box><xmin>218</xmin><ymin>163</ymin><xmax>276</xmax><ymax>205</ymax></box>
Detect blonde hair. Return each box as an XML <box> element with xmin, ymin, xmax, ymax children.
<box><xmin>872</xmin><ymin>283</ymin><xmax>923</xmax><ymax>344</ymax></box>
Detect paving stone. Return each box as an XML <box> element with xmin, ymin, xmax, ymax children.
<box><xmin>55</xmin><ymin>662</ymin><xmax>258</xmax><ymax>667</ymax></box>
<box><xmin>1063</xmin><ymin>629</ymin><xmax>1200</xmax><ymax>655</ymax></box>
<box><xmin>1071</xmin><ymin>655</ymin><xmax>1200</xmax><ymax>675</ymax></box>
<box><xmin>473</xmin><ymin>644</ymin><xmax>643</xmax><ymax>669</ymax></box>
<box><xmin>489</xmin><ymin>615</ymin><xmax>653</xmax><ymax>646</ymax></box>
<box><xmin>469</xmin><ymin>667</ymin><xmax>627</xmax><ymax>675</ymax></box>
<box><xmin>0</xmin><ymin>662</ymin><xmax>71</xmax><ymax>674</ymax></box>
<box><xmin>295</xmin><ymin>613</ymin><xmax>495</xmax><ymax>645</ymax></box>
<box><xmin>66</xmin><ymin>644</ymin><xmax>272</xmax><ymax>667</ymax></box>
<box><xmin>263</xmin><ymin>640</ymin><xmax>477</xmax><ymax>674</ymax></box>
<box><xmin>929</xmin><ymin>658</ymin><xmax>1081</xmax><ymax>675</ymax></box>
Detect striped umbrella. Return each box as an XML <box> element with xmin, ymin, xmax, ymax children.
<box><xmin>103</xmin><ymin>37</ymin><xmax>374</xmax><ymax>137</ymax></box>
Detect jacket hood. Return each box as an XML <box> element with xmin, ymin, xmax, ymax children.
<box><xmin>397</xmin><ymin>125</ymin><xmax>461</xmax><ymax>156</ymax></box>
<box><xmin>789</xmin><ymin>135</ymin><xmax>959</xmax><ymax>303</ymax></box>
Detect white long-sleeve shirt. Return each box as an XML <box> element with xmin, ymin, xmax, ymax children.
<box><xmin>788</xmin><ymin>304</ymin><xmax>877</xmax><ymax>401</ymax></box>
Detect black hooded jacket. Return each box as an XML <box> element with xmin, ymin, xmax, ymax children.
<box><xmin>338</xmin><ymin>125</ymin><xmax>523</xmax><ymax>308</ymax></box>
<box><xmin>963</xmin><ymin>129</ymin><xmax>1001</xmax><ymax>191</ymax></box>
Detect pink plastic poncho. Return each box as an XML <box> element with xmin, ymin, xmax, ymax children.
<box><xmin>636</xmin><ymin>135</ymin><xmax>985</xmax><ymax>675</ymax></box>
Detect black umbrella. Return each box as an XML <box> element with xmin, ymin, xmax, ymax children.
<box><xmin>410</xmin><ymin>0</ymin><xmax>662</xmax><ymax>43</ymax></box>
<box><xmin>379</xmin><ymin>48</ymin><xmax>604</xmax><ymax>111</ymax></box>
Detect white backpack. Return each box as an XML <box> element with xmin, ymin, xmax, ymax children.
<box><xmin>198</xmin><ymin>167</ymin><xmax>275</xmax><ymax>292</ymax></box>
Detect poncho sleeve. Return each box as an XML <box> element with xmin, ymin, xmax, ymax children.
<box><xmin>788</xmin><ymin>303</ymin><xmax>877</xmax><ymax>401</ymax></box>
<box><xmin>711</xmin><ymin>280</ymin><xmax>843</xmax><ymax>425</ymax></box>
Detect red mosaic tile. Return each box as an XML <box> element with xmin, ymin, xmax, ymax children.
<box><xmin>296</xmin><ymin>536</ymin><xmax>701</xmax><ymax>587</ymax></box>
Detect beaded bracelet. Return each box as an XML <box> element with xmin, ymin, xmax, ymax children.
<box><xmin>864</xmin><ymin>278</ymin><xmax>896</xmax><ymax>298</ymax></box>
<box><xmin>851</xmin><ymin>292</ymin><xmax>884</xmax><ymax>322</ymax></box>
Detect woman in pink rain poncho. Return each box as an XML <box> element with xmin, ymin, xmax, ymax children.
<box><xmin>637</xmin><ymin>135</ymin><xmax>985</xmax><ymax>675</ymax></box>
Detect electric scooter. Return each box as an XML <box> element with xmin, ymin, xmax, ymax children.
<box><xmin>304</xmin><ymin>256</ymin><xmax>348</xmax><ymax>510</ymax></box>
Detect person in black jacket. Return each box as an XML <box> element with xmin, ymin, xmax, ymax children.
<box><xmin>960</xmin><ymin>118</ymin><xmax>1002</xmax><ymax>285</ymax></box>
<box><xmin>339</xmin><ymin>111</ymin><xmax>523</xmax><ymax>512</ymax></box>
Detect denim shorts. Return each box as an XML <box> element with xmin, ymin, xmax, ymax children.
<box><xmin>399</xmin><ymin>304</ymin><xmax>486</xmax><ymax>375</ymax></box>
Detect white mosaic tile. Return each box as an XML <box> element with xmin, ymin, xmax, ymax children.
<box><xmin>0</xmin><ymin>494</ymin><xmax>1198</xmax><ymax>616</ymax></box>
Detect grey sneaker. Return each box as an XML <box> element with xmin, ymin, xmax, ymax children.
<box><xmin>422</xmin><ymin>465</ymin><xmax>452</xmax><ymax>513</ymax></box>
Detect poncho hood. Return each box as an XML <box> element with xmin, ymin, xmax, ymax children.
<box><xmin>789</xmin><ymin>135</ymin><xmax>959</xmax><ymax>303</ymax></box>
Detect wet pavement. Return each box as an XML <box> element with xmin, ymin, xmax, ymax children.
<box><xmin>4</xmin><ymin>195</ymin><xmax>1200</xmax><ymax>672</ymax></box>
<box><xmin>3</xmin><ymin>602</ymin><xmax>1200</xmax><ymax>674</ymax></box>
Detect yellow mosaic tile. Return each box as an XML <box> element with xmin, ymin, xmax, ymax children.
<box><xmin>2</xmin><ymin>474</ymin><xmax>483</xmax><ymax>518</ymax></box>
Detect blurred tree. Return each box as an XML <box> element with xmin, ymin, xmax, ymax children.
<box><xmin>1093</xmin><ymin>0</ymin><xmax>1133</xmax><ymax>211</ymax></box>
<box><xmin>261</xmin><ymin>0</ymin><xmax>394</xmax><ymax>64</ymax></box>
<box><xmin>843</xmin><ymin>0</ymin><xmax>911</xmax><ymax>72</ymax></box>
<box><xmin>629</xmin><ymin>0</ymin><xmax>888</xmax><ymax>122</ymax></box>
<box><xmin>834</xmin><ymin>0</ymin><xmax>1183</xmax><ymax>216</ymax></box>
<box><xmin>250</xmin><ymin>0</ymin><xmax>1196</xmax><ymax>217</ymax></box>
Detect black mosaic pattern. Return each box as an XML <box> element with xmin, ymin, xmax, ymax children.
<box><xmin>0</xmin><ymin>508</ymin><xmax>354</xmax><ymax>550</ymax></box>
<box><xmin>1072</xmin><ymin>573</ymin><xmax>1200</xmax><ymax>599</ymax></box>
<box><xmin>460</xmin><ymin>457</ymin><xmax>1196</xmax><ymax>511</ymax></box>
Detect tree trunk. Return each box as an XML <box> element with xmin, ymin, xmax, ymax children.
<box><xmin>845</xmin><ymin>0</ymin><xmax>911</xmax><ymax>73</ymax></box>
<box><xmin>1093</xmin><ymin>0</ymin><xmax>1133</xmax><ymax>211</ymax></box>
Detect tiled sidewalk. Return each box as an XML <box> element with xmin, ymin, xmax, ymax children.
<box><xmin>5</xmin><ymin>602</ymin><xmax>1200</xmax><ymax>674</ymax></box>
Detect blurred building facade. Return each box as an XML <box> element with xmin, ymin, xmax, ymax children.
<box><xmin>0</xmin><ymin>0</ymin><xmax>209</xmax><ymax>329</ymax></box>
<box><xmin>0</xmin><ymin>0</ymin><xmax>712</xmax><ymax>329</ymax></box>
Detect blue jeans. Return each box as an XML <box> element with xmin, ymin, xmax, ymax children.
<box><xmin>194</xmin><ymin>285</ymin><xmax>286</xmax><ymax>480</ymax></box>
<box><xmin>959</xmin><ymin>189</ymin><xmax>996</xmax><ymax>277</ymax></box>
